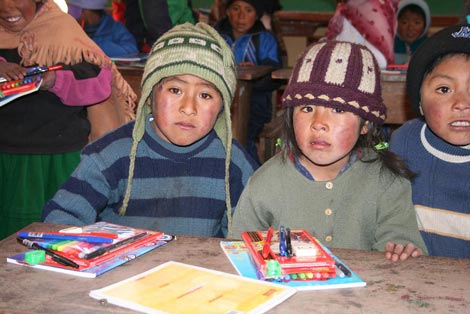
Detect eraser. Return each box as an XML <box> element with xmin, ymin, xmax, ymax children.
<box><xmin>24</xmin><ymin>250</ymin><xmax>46</xmax><ymax>265</ymax></box>
<box><xmin>59</xmin><ymin>226</ymin><xmax>83</xmax><ymax>233</ymax></box>
<box><xmin>293</xmin><ymin>245</ymin><xmax>318</xmax><ymax>257</ymax></box>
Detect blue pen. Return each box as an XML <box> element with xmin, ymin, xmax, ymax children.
<box><xmin>286</xmin><ymin>227</ymin><xmax>292</xmax><ymax>256</ymax></box>
<box><xmin>16</xmin><ymin>231</ymin><xmax>114</xmax><ymax>243</ymax></box>
<box><xmin>279</xmin><ymin>225</ymin><xmax>287</xmax><ymax>256</ymax></box>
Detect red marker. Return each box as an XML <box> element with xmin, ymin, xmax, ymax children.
<box><xmin>262</xmin><ymin>227</ymin><xmax>273</xmax><ymax>259</ymax></box>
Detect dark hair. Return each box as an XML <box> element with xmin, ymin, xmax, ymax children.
<box><xmin>398</xmin><ymin>4</ymin><xmax>425</xmax><ymax>21</ymax></box>
<box><xmin>280</xmin><ymin>107</ymin><xmax>415</xmax><ymax>180</ymax></box>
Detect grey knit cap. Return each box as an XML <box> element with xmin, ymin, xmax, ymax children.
<box><xmin>119</xmin><ymin>23</ymin><xmax>237</xmax><ymax>235</ymax></box>
<box><xmin>282</xmin><ymin>40</ymin><xmax>386</xmax><ymax>124</ymax></box>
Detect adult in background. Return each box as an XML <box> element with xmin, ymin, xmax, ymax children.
<box><xmin>327</xmin><ymin>0</ymin><xmax>399</xmax><ymax>69</ymax></box>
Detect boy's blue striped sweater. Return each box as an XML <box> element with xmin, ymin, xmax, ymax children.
<box><xmin>390</xmin><ymin>119</ymin><xmax>470</xmax><ymax>258</ymax></box>
<box><xmin>42</xmin><ymin>117</ymin><xmax>257</xmax><ymax>237</ymax></box>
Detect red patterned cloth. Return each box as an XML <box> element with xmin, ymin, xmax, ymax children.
<box><xmin>327</xmin><ymin>0</ymin><xmax>399</xmax><ymax>65</ymax></box>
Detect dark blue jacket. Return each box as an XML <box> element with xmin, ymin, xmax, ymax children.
<box><xmin>84</xmin><ymin>12</ymin><xmax>138</xmax><ymax>58</ymax></box>
<box><xmin>216</xmin><ymin>18</ymin><xmax>280</xmax><ymax>69</ymax></box>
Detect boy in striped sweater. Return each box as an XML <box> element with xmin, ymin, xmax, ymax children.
<box><xmin>42</xmin><ymin>23</ymin><xmax>258</xmax><ymax>238</ymax></box>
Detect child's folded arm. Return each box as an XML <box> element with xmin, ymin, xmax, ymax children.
<box><xmin>49</xmin><ymin>63</ymin><xmax>112</xmax><ymax>106</ymax></box>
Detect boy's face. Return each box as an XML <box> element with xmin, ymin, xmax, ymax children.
<box><xmin>397</xmin><ymin>9</ymin><xmax>425</xmax><ymax>44</ymax></box>
<box><xmin>0</xmin><ymin>0</ymin><xmax>40</xmax><ymax>33</ymax></box>
<box><xmin>150</xmin><ymin>75</ymin><xmax>223</xmax><ymax>146</ymax></box>
<box><xmin>293</xmin><ymin>105</ymin><xmax>367</xmax><ymax>181</ymax></box>
<box><xmin>227</xmin><ymin>0</ymin><xmax>257</xmax><ymax>39</ymax></box>
<box><xmin>420</xmin><ymin>54</ymin><xmax>470</xmax><ymax>146</ymax></box>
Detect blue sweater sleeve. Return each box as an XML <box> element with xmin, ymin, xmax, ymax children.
<box><xmin>258</xmin><ymin>31</ymin><xmax>281</xmax><ymax>68</ymax></box>
<box><xmin>42</xmin><ymin>153</ymin><xmax>110</xmax><ymax>225</ymax></box>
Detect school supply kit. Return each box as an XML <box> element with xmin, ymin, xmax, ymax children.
<box><xmin>221</xmin><ymin>227</ymin><xmax>366</xmax><ymax>290</ymax></box>
<box><xmin>7</xmin><ymin>222</ymin><xmax>173</xmax><ymax>278</ymax></box>
<box><xmin>0</xmin><ymin>65</ymin><xmax>62</xmax><ymax>107</ymax></box>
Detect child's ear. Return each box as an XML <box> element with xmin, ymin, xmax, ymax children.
<box><xmin>360</xmin><ymin>121</ymin><xmax>369</xmax><ymax>135</ymax></box>
<box><xmin>146</xmin><ymin>92</ymin><xmax>153</xmax><ymax>107</ymax></box>
<box><xmin>419</xmin><ymin>102</ymin><xmax>424</xmax><ymax>116</ymax></box>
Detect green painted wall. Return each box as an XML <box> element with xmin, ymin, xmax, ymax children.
<box><xmin>191</xmin><ymin>0</ymin><xmax>463</xmax><ymax>15</ymax></box>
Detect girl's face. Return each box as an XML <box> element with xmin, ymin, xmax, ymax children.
<box><xmin>420</xmin><ymin>54</ymin><xmax>470</xmax><ymax>146</ymax></box>
<box><xmin>293</xmin><ymin>105</ymin><xmax>367</xmax><ymax>181</ymax></box>
<box><xmin>227</xmin><ymin>0</ymin><xmax>257</xmax><ymax>39</ymax></box>
<box><xmin>151</xmin><ymin>75</ymin><xmax>223</xmax><ymax>146</ymax></box>
<box><xmin>0</xmin><ymin>0</ymin><xmax>40</xmax><ymax>33</ymax></box>
<box><xmin>397</xmin><ymin>9</ymin><xmax>425</xmax><ymax>44</ymax></box>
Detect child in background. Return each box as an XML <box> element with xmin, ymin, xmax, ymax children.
<box><xmin>66</xmin><ymin>0</ymin><xmax>139</xmax><ymax>58</ymax></box>
<box><xmin>215</xmin><ymin>0</ymin><xmax>281</xmax><ymax>164</ymax></box>
<box><xmin>0</xmin><ymin>0</ymin><xmax>135</xmax><ymax>240</ymax></box>
<box><xmin>42</xmin><ymin>23</ymin><xmax>258</xmax><ymax>238</ymax></box>
<box><xmin>390</xmin><ymin>24</ymin><xmax>470</xmax><ymax>258</ymax></box>
<box><xmin>394</xmin><ymin>0</ymin><xmax>430</xmax><ymax>65</ymax></box>
<box><xmin>232</xmin><ymin>40</ymin><xmax>427</xmax><ymax>261</ymax></box>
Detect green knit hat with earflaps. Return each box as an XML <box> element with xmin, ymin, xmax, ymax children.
<box><xmin>119</xmin><ymin>22</ymin><xmax>237</xmax><ymax>237</ymax></box>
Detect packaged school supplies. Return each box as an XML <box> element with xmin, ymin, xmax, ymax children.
<box><xmin>0</xmin><ymin>65</ymin><xmax>63</xmax><ymax>107</ymax></box>
<box><xmin>7</xmin><ymin>222</ymin><xmax>173</xmax><ymax>278</ymax></box>
<box><xmin>242</xmin><ymin>228</ymin><xmax>337</xmax><ymax>281</ymax></box>
<box><xmin>221</xmin><ymin>241</ymin><xmax>366</xmax><ymax>291</ymax></box>
<box><xmin>89</xmin><ymin>261</ymin><xmax>296</xmax><ymax>314</ymax></box>
<box><xmin>0</xmin><ymin>75</ymin><xmax>42</xmax><ymax>107</ymax></box>
<box><xmin>111</xmin><ymin>52</ymin><xmax>148</xmax><ymax>68</ymax></box>
<box><xmin>110</xmin><ymin>52</ymin><xmax>148</xmax><ymax>62</ymax></box>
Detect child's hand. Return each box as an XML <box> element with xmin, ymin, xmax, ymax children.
<box><xmin>385</xmin><ymin>242</ymin><xmax>422</xmax><ymax>262</ymax></box>
<box><xmin>39</xmin><ymin>71</ymin><xmax>56</xmax><ymax>91</ymax></box>
<box><xmin>0</xmin><ymin>62</ymin><xmax>26</xmax><ymax>81</ymax></box>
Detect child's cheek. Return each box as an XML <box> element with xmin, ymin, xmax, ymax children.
<box><xmin>336</xmin><ymin>125</ymin><xmax>361</xmax><ymax>152</ymax></box>
<box><xmin>423</xmin><ymin>105</ymin><xmax>443</xmax><ymax>123</ymax></box>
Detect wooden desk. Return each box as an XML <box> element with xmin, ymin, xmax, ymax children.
<box><xmin>117</xmin><ymin>66</ymin><xmax>143</xmax><ymax>99</ymax></box>
<box><xmin>273</xmin><ymin>11</ymin><xmax>332</xmax><ymax>44</ymax></box>
<box><xmin>118</xmin><ymin>65</ymin><xmax>273</xmax><ymax>147</ymax></box>
<box><xmin>271</xmin><ymin>68</ymin><xmax>416</xmax><ymax>124</ymax></box>
<box><xmin>1</xmin><ymin>222</ymin><xmax>469</xmax><ymax>314</ymax></box>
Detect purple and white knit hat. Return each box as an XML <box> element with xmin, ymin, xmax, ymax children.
<box><xmin>282</xmin><ymin>40</ymin><xmax>387</xmax><ymax>124</ymax></box>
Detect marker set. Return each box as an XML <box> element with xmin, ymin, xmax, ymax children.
<box><xmin>16</xmin><ymin>224</ymin><xmax>163</xmax><ymax>269</ymax></box>
<box><xmin>0</xmin><ymin>75</ymin><xmax>42</xmax><ymax>98</ymax></box>
<box><xmin>9</xmin><ymin>222</ymin><xmax>172</xmax><ymax>278</ymax></box>
<box><xmin>0</xmin><ymin>65</ymin><xmax>63</xmax><ymax>99</ymax></box>
<box><xmin>242</xmin><ymin>228</ymin><xmax>336</xmax><ymax>282</ymax></box>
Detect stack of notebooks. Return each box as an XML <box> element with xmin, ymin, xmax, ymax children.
<box><xmin>7</xmin><ymin>222</ymin><xmax>173</xmax><ymax>278</ymax></box>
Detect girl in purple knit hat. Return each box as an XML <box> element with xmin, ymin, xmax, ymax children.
<box><xmin>232</xmin><ymin>40</ymin><xmax>427</xmax><ymax>262</ymax></box>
